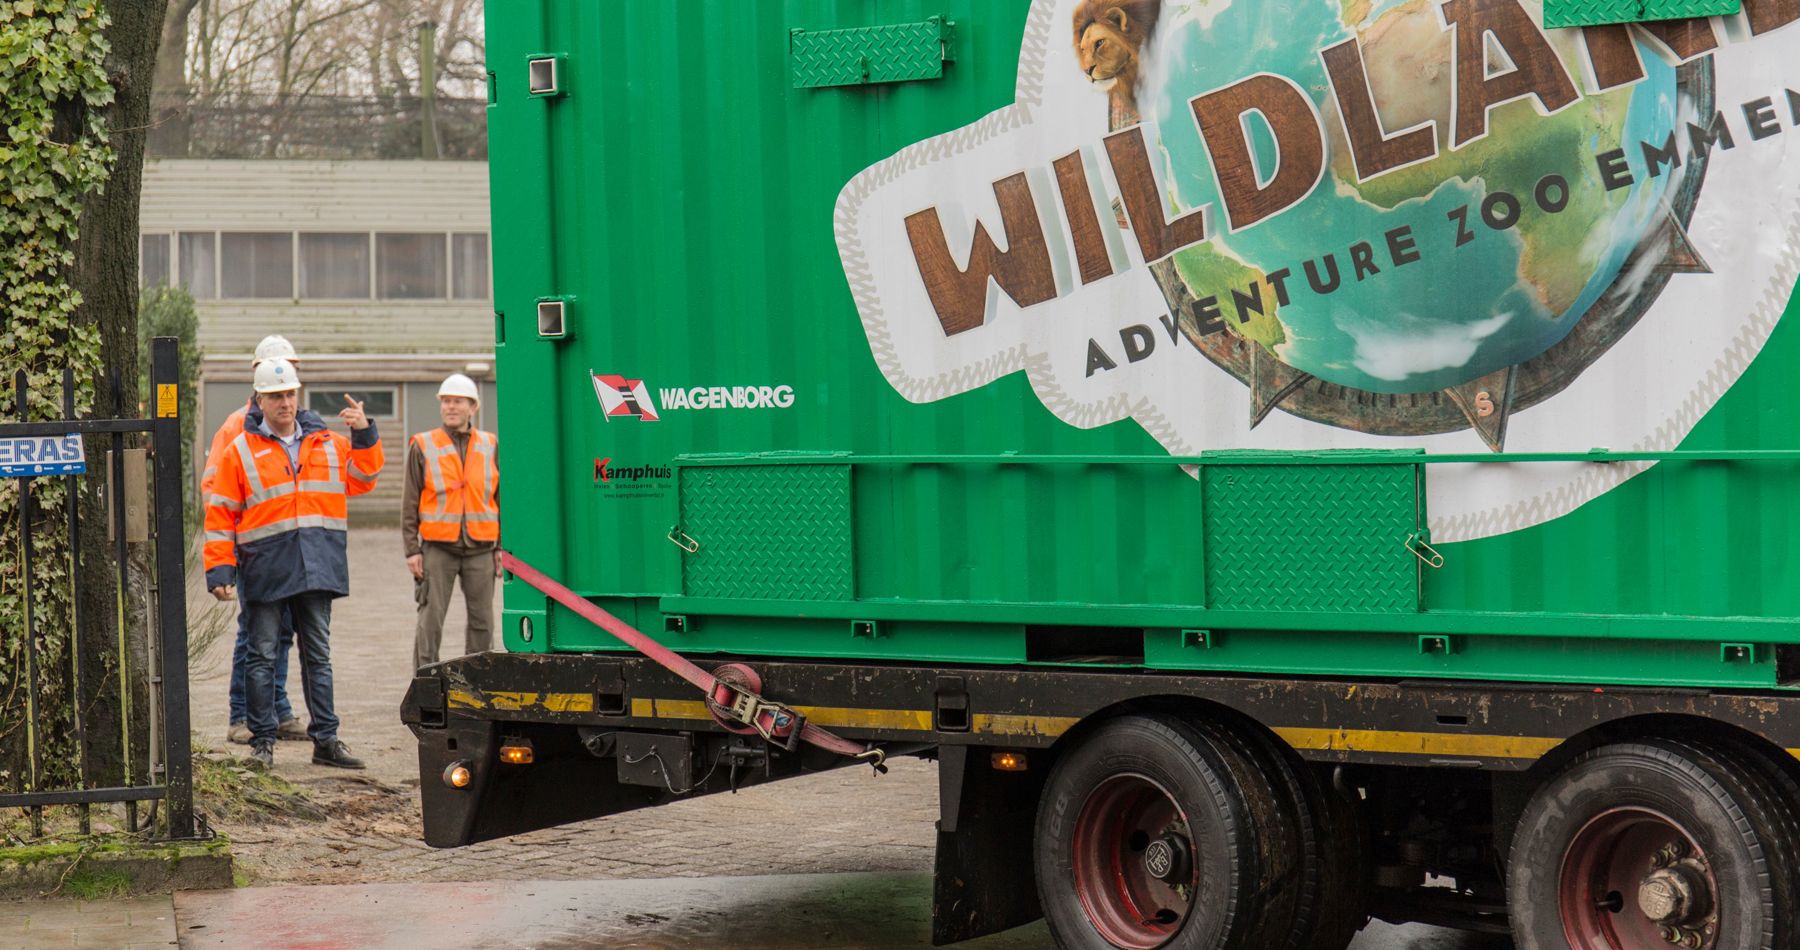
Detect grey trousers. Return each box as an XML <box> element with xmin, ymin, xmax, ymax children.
<box><xmin>414</xmin><ymin>544</ymin><xmax>496</xmax><ymax>671</ymax></box>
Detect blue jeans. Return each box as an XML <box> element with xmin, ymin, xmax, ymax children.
<box><xmin>228</xmin><ymin>604</ymin><xmax>294</xmax><ymax>724</ymax></box>
<box><xmin>246</xmin><ymin>593</ymin><xmax>338</xmax><ymax>747</ymax></box>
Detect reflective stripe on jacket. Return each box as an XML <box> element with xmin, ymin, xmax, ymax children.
<box><xmin>203</xmin><ymin>409</ymin><xmax>384</xmax><ymax>603</ymax></box>
<box><xmin>199</xmin><ymin>403</ymin><xmax>251</xmax><ymax>498</ymax></box>
<box><xmin>412</xmin><ymin>428</ymin><xmax>498</xmax><ymax>543</ymax></box>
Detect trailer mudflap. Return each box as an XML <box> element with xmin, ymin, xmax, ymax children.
<box><xmin>932</xmin><ymin>746</ymin><xmax>1045</xmax><ymax>945</ymax></box>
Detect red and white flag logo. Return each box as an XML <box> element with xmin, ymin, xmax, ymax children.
<box><xmin>591</xmin><ymin>373</ymin><xmax>659</xmax><ymax>422</ymax></box>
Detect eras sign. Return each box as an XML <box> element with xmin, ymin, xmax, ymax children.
<box><xmin>837</xmin><ymin>0</ymin><xmax>1800</xmax><ymax>540</ymax></box>
<box><xmin>0</xmin><ymin>434</ymin><xmax>86</xmax><ymax>478</ymax></box>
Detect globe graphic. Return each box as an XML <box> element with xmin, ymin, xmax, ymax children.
<box><xmin>1141</xmin><ymin>0</ymin><xmax>1683</xmax><ymax>395</ymax></box>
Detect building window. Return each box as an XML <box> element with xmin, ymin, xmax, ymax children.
<box><xmin>141</xmin><ymin>234</ymin><xmax>171</xmax><ymax>289</ymax></box>
<box><xmin>178</xmin><ymin>232</ymin><xmax>217</xmax><ymax>299</ymax></box>
<box><xmin>377</xmin><ymin>233</ymin><xmax>447</xmax><ymax>299</ymax></box>
<box><xmin>451</xmin><ymin>233</ymin><xmax>489</xmax><ymax>300</ymax></box>
<box><xmin>308</xmin><ymin>388</ymin><xmax>396</xmax><ymax>419</ymax></box>
<box><xmin>220</xmin><ymin>232</ymin><xmax>294</xmax><ymax>298</ymax></box>
<box><xmin>299</xmin><ymin>233</ymin><xmax>371</xmax><ymax>299</ymax></box>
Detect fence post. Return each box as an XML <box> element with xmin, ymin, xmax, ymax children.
<box><xmin>150</xmin><ymin>337</ymin><xmax>195</xmax><ymax>839</ymax></box>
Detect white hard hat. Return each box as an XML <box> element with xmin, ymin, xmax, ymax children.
<box><xmin>437</xmin><ymin>373</ymin><xmax>480</xmax><ymax>402</ymax></box>
<box><xmin>252</xmin><ymin>335</ymin><xmax>299</xmax><ymax>367</ymax></box>
<box><xmin>253</xmin><ymin>358</ymin><xmax>302</xmax><ymax>394</ymax></box>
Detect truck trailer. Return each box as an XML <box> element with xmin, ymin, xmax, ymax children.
<box><xmin>404</xmin><ymin>1</ymin><xmax>1800</xmax><ymax>946</ymax></box>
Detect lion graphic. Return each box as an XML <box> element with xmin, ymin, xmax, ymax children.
<box><xmin>1072</xmin><ymin>0</ymin><xmax>1160</xmax><ymax>124</ymax></box>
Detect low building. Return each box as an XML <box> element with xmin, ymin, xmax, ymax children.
<box><xmin>140</xmin><ymin>159</ymin><xmax>497</xmax><ymax>522</ymax></box>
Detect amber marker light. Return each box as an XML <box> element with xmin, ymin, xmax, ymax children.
<box><xmin>443</xmin><ymin>761</ymin><xmax>473</xmax><ymax>789</ymax></box>
<box><xmin>499</xmin><ymin>739</ymin><xmax>535</xmax><ymax>765</ymax></box>
<box><xmin>991</xmin><ymin>751</ymin><xmax>1027</xmax><ymax>772</ymax></box>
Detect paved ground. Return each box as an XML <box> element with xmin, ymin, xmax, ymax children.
<box><xmin>3</xmin><ymin>880</ymin><xmax>1507</xmax><ymax>949</ymax></box>
<box><xmin>1</xmin><ymin>895</ymin><xmax>177</xmax><ymax>948</ymax></box>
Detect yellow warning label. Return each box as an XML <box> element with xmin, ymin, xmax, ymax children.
<box><xmin>156</xmin><ymin>384</ymin><xmax>178</xmax><ymax>418</ymax></box>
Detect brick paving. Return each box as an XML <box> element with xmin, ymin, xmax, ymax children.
<box><xmin>189</xmin><ymin>529</ymin><xmax>939</xmax><ymax>885</ymax></box>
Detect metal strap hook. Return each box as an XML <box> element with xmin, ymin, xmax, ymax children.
<box><xmin>667</xmin><ymin>527</ymin><xmax>699</xmax><ymax>554</ymax></box>
<box><xmin>1404</xmin><ymin>533</ymin><xmax>1444</xmax><ymax>569</ymax></box>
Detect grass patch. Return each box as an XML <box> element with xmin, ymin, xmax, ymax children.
<box><xmin>62</xmin><ymin>866</ymin><xmax>132</xmax><ymax>901</ymax></box>
<box><xmin>193</xmin><ymin>751</ymin><xmax>326</xmax><ymax>824</ymax></box>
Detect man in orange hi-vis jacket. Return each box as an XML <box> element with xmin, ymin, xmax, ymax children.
<box><xmin>204</xmin><ymin>335</ymin><xmax>304</xmax><ymax>747</ymax></box>
<box><xmin>403</xmin><ymin>372</ymin><xmax>500</xmax><ymax>672</ymax></box>
<box><xmin>204</xmin><ymin>358</ymin><xmax>383</xmax><ymax>771</ymax></box>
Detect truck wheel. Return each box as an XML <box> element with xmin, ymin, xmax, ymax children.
<box><xmin>1240</xmin><ymin>730</ymin><xmax>1367</xmax><ymax>949</ymax></box>
<box><xmin>1033</xmin><ymin>714</ymin><xmax>1282</xmax><ymax>949</ymax></box>
<box><xmin>1507</xmin><ymin>739</ymin><xmax>1799</xmax><ymax>950</ymax></box>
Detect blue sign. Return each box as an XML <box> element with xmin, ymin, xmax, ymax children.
<box><xmin>0</xmin><ymin>434</ymin><xmax>86</xmax><ymax>477</ymax></box>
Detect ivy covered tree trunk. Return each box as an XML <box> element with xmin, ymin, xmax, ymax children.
<box><xmin>0</xmin><ymin>0</ymin><xmax>168</xmax><ymax>805</ymax></box>
<box><xmin>73</xmin><ymin>0</ymin><xmax>171</xmax><ymax>794</ymax></box>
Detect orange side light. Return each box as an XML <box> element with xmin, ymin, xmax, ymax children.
<box><xmin>499</xmin><ymin>739</ymin><xmax>535</xmax><ymax>765</ymax></box>
<box><xmin>991</xmin><ymin>751</ymin><xmax>1027</xmax><ymax>772</ymax></box>
<box><xmin>443</xmin><ymin>761</ymin><xmax>472</xmax><ymax>788</ymax></box>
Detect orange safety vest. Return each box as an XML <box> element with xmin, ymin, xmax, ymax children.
<box><xmin>412</xmin><ymin>427</ymin><xmax>499</xmax><ymax>543</ymax></box>
<box><xmin>204</xmin><ymin>416</ymin><xmax>384</xmax><ymax>597</ymax></box>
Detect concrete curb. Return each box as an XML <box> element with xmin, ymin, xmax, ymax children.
<box><xmin>0</xmin><ymin>838</ymin><xmax>234</xmax><ymax>900</ymax></box>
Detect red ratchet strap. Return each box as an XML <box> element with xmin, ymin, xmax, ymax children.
<box><xmin>499</xmin><ymin>551</ymin><xmax>886</xmax><ymax>771</ymax></box>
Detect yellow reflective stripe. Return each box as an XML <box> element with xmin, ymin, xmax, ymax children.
<box><xmin>204</xmin><ymin>529</ymin><xmax>235</xmax><ymax>543</ymax></box>
<box><xmin>973</xmin><ymin>713</ymin><xmax>1080</xmax><ymax>738</ymax></box>
<box><xmin>237</xmin><ymin>514</ymin><xmax>347</xmax><ymax>544</ymax></box>
<box><xmin>795</xmin><ymin>705</ymin><xmax>933</xmax><ymax>731</ymax></box>
<box><xmin>239</xmin><ymin>518</ymin><xmax>298</xmax><ymax>544</ymax></box>
<box><xmin>1272</xmin><ymin>727</ymin><xmax>1562</xmax><ymax>760</ymax></box>
<box><xmin>462</xmin><ymin>511</ymin><xmax>499</xmax><ymax>523</ymax></box>
<box><xmin>299</xmin><ymin>480</ymin><xmax>345</xmax><ymax>496</ymax></box>
<box><xmin>631</xmin><ymin>699</ymin><xmax>933</xmax><ymax>732</ymax></box>
<box><xmin>348</xmin><ymin>460</ymin><xmax>379</xmax><ymax>482</ymax></box>
<box><xmin>420</xmin><ymin>512</ymin><xmax>469</xmax><ymax>523</ymax></box>
<box><xmin>246</xmin><ymin>481</ymin><xmax>296</xmax><ymax>506</ymax></box>
<box><xmin>232</xmin><ymin>434</ymin><xmax>265</xmax><ymax>494</ymax></box>
<box><xmin>417</xmin><ymin>434</ymin><xmax>447</xmax><ymax>501</ymax></box>
<box><xmin>321</xmin><ymin>438</ymin><xmax>340</xmax><ymax>484</ymax></box>
<box><xmin>207</xmin><ymin>493</ymin><xmax>244</xmax><ymax>512</ymax></box>
<box><xmin>450</xmin><ymin>690</ymin><xmax>594</xmax><ymax>712</ymax></box>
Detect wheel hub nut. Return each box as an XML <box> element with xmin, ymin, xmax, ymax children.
<box><xmin>1639</xmin><ymin>867</ymin><xmax>1703</xmax><ymax>923</ymax></box>
<box><xmin>1142</xmin><ymin>833</ymin><xmax>1189</xmax><ymax>883</ymax></box>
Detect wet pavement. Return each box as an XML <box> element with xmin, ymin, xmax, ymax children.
<box><xmin>0</xmin><ymin>872</ymin><xmax>1512</xmax><ymax>947</ymax></box>
<box><xmin>159</xmin><ymin>874</ymin><xmax>1511</xmax><ymax>949</ymax></box>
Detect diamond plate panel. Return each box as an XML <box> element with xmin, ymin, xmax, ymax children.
<box><xmin>1543</xmin><ymin>0</ymin><xmax>1738</xmax><ymax>28</ymax></box>
<box><xmin>790</xmin><ymin>17</ymin><xmax>953</xmax><ymax>89</ymax></box>
<box><xmin>1203</xmin><ymin>465</ymin><xmax>1420</xmax><ymax>613</ymax></box>
<box><xmin>679</xmin><ymin>464</ymin><xmax>853</xmax><ymax>601</ymax></box>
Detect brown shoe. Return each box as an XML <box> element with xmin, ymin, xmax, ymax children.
<box><xmin>227</xmin><ymin>721</ymin><xmax>252</xmax><ymax>745</ymax></box>
<box><xmin>277</xmin><ymin>717</ymin><xmax>309</xmax><ymax>741</ymax></box>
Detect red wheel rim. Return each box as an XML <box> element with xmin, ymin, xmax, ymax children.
<box><xmin>1559</xmin><ymin>806</ymin><xmax>1720</xmax><ymax>949</ymax></box>
<box><xmin>1070</xmin><ymin>773</ymin><xmax>1197</xmax><ymax>949</ymax></box>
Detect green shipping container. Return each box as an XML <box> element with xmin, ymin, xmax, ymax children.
<box><xmin>487</xmin><ymin>0</ymin><xmax>1800</xmax><ymax>691</ymax></box>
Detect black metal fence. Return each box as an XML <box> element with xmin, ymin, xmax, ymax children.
<box><xmin>0</xmin><ymin>337</ymin><xmax>195</xmax><ymax>840</ymax></box>
<box><xmin>148</xmin><ymin>93</ymin><xmax>489</xmax><ymax>161</ymax></box>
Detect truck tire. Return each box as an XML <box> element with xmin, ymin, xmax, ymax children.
<box><xmin>1237</xmin><ymin>730</ymin><xmax>1367</xmax><ymax>949</ymax></box>
<box><xmin>1507</xmin><ymin>738</ymin><xmax>1800</xmax><ymax>950</ymax></box>
<box><xmin>1032</xmin><ymin>713</ymin><xmax>1285</xmax><ymax>950</ymax></box>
